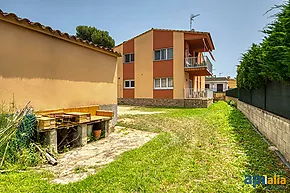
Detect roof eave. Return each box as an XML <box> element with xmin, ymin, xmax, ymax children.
<box><xmin>115</xmin><ymin>28</ymin><xmax>215</xmax><ymax>52</ymax></box>
<box><xmin>0</xmin><ymin>9</ymin><xmax>121</xmax><ymax>57</ymax></box>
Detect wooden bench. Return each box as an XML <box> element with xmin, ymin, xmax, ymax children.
<box><xmin>36</xmin><ymin>105</ymin><xmax>113</xmax><ymax>153</ymax></box>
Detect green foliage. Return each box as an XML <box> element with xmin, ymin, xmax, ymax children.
<box><xmin>76</xmin><ymin>26</ymin><xmax>115</xmax><ymax>49</ymax></box>
<box><xmin>16</xmin><ymin>114</ymin><xmax>36</xmax><ymax>147</ymax></box>
<box><xmin>237</xmin><ymin>44</ymin><xmax>266</xmax><ymax>89</ymax></box>
<box><xmin>0</xmin><ymin>114</ymin><xmax>43</xmax><ymax>169</ymax></box>
<box><xmin>237</xmin><ymin>1</ymin><xmax>290</xmax><ymax>89</ymax></box>
<box><xmin>227</xmin><ymin>100</ymin><xmax>237</xmax><ymax>107</ymax></box>
<box><xmin>262</xmin><ymin>2</ymin><xmax>290</xmax><ymax>83</ymax></box>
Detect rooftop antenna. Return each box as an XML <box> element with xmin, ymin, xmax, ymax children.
<box><xmin>190</xmin><ymin>14</ymin><xmax>200</xmax><ymax>31</ymax></box>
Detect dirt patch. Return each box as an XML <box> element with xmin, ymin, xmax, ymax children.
<box><xmin>118</xmin><ymin>117</ymin><xmax>135</xmax><ymax>124</ymax></box>
<box><xmin>45</xmin><ymin>126</ymin><xmax>157</xmax><ymax>184</ymax></box>
<box><xmin>118</xmin><ymin>106</ymin><xmax>163</xmax><ymax>115</ymax></box>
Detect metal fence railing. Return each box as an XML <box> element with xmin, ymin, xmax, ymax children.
<box><xmin>225</xmin><ymin>81</ymin><xmax>290</xmax><ymax>120</ymax></box>
<box><xmin>184</xmin><ymin>88</ymin><xmax>213</xmax><ymax>99</ymax></box>
<box><xmin>184</xmin><ymin>57</ymin><xmax>204</xmax><ymax>68</ymax></box>
<box><xmin>184</xmin><ymin>56</ymin><xmax>213</xmax><ymax>74</ymax></box>
<box><xmin>204</xmin><ymin>56</ymin><xmax>213</xmax><ymax>74</ymax></box>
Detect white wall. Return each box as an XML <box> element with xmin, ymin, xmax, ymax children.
<box><xmin>205</xmin><ymin>81</ymin><xmax>228</xmax><ymax>92</ymax></box>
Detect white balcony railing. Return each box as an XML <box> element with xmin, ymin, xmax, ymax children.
<box><xmin>184</xmin><ymin>56</ymin><xmax>213</xmax><ymax>74</ymax></box>
<box><xmin>184</xmin><ymin>88</ymin><xmax>214</xmax><ymax>99</ymax></box>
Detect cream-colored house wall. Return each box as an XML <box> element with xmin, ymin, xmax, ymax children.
<box><xmin>200</xmin><ymin>76</ymin><xmax>205</xmax><ymax>90</ymax></box>
<box><xmin>134</xmin><ymin>31</ymin><xmax>153</xmax><ymax>98</ymax></box>
<box><xmin>228</xmin><ymin>79</ymin><xmax>237</xmax><ymax>88</ymax></box>
<box><xmin>193</xmin><ymin>76</ymin><xmax>199</xmax><ymax>91</ymax></box>
<box><xmin>173</xmin><ymin>32</ymin><xmax>185</xmax><ymax>99</ymax></box>
<box><xmin>0</xmin><ymin>20</ymin><xmax>118</xmax><ymax>110</ymax></box>
<box><xmin>114</xmin><ymin>45</ymin><xmax>124</xmax><ymax>98</ymax></box>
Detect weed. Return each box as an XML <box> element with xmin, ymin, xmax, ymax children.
<box><xmin>74</xmin><ymin>166</ymin><xmax>88</xmax><ymax>174</ymax></box>
<box><xmin>227</xmin><ymin>99</ymin><xmax>237</xmax><ymax>107</ymax></box>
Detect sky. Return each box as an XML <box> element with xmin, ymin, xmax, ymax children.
<box><xmin>0</xmin><ymin>0</ymin><xmax>285</xmax><ymax>78</ymax></box>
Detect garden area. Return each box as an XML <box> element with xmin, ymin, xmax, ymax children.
<box><xmin>1</xmin><ymin>1</ymin><xmax>290</xmax><ymax>191</ymax></box>
<box><xmin>0</xmin><ymin>102</ymin><xmax>289</xmax><ymax>192</ymax></box>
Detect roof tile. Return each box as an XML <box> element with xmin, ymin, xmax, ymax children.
<box><xmin>0</xmin><ymin>9</ymin><xmax>120</xmax><ymax>56</ymax></box>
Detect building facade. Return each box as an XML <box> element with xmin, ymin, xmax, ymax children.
<box><xmin>0</xmin><ymin>10</ymin><xmax>120</xmax><ymax>123</ymax></box>
<box><xmin>205</xmin><ymin>77</ymin><xmax>229</xmax><ymax>92</ymax></box>
<box><xmin>114</xmin><ymin>28</ymin><xmax>215</xmax><ymax>105</ymax></box>
<box><xmin>205</xmin><ymin>76</ymin><xmax>237</xmax><ymax>93</ymax></box>
<box><xmin>228</xmin><ymin>77</ymin><xmax>237</xmax><ymax>89</ymax></box>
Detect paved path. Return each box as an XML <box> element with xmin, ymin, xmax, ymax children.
<box><xmin>46</xmin><ymin>126</ymin><xmax>157</xmax><ymax>184</ymax></box>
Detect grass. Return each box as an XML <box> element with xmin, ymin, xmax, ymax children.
<box><xmin>74</xmin><ymin>166</ymin><xmax>88</xmax><ymax>174</ymax></box>
<box><xmin>0</xmin><ymin>102</ymin><xmax>289</xmax><ymax>192</ymax></box>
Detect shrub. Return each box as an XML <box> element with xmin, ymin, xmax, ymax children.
<box><xmin>237</xmin><ymin>1</ymin><xmax>290</xmax><ymax>89</ymax></box>
<box><xmin>0</xmin><ymin>107</ymin><xmax>44</xmax><ymax>169</ymax></box>
<box><xmin>227</xmin><ymin>100</ymin><xmax>237</xmax><ymax>108</ymax></box>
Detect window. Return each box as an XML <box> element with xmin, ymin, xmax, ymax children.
<box><xmin>168</xmin><ymin>78</ymin><xmax>173</xmax><ymax>87</ymax></box>
<box><xmin>205</xmin><ymin>84</ymin><xmax>210</xmax><ymax>89</ymax></box>
<box><xmin>154</xmin><ymin>48</ymin><xmax>173</xmax><ymax>61</ymax></box>
<box><xmin>154</xmin><ymin>79</ymin><xmax>160</xmax><ymax>88</ymax></box>
<box><xmin>124</xmin><ymin>80</ymin><xmax>135</xmax><ymax>88</ymax></box>
<box><xmin>161</xmin><ymin>49</ymin><xmax>166</xmax><ymax>60</ymax></box>
<box><xmin>154</xmin><ymin>78</ymin><xmax>173</xmax><ymax>89</ymax></box>
<box><xmin>154</xmin><ymin>50</ymin><xmax>160</xmax><ymax>60</ymax></box>
<box><xmin>161</xmin><ymin>78</ymin><xmax>167</xmax><ymax>87</ymax></box>
<box><xmin>167</xmin><ymin>48</ymin><xmax>173</xmax><ymax>59</ymax></box>
<box><xmin>124</xmin><ymin>53</ymin><xmax>134</xmax><ymax>63</ymax></box>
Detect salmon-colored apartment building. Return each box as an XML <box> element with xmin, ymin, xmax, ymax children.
<box><xmin>114</xmin><ymin>28</ymin><xmax>215</xmax><ymax>107</ymax></box>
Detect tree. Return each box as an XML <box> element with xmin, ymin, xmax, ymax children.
<box><xmin>262</xmin><ymin>2</ymin><xmax>290</xmax><ymax>83</ymax></box>
<box><xmin>76</xmin><ymin>26</ymin><xmax>115</xmax><ymax>49</ymax></box>
<box><xmin>237</xmin><ymin>1</ymin><xmax>290</xmax><ymax>89</ymax></box>
<box><xmin>237</xmin><ymin>44</ymin><xmax>266</xmax><ymax>89</ymax></box>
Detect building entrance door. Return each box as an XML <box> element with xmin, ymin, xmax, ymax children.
<box><xmin>217</xmin><ymin>84</ymin><xmax>223</xmax><ymax>92</ymax></box>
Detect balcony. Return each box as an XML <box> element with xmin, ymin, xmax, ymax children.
<box><xmin>184</xmin><ymin>88</ymin><xmax>214</xmax><ymax>99</ymax></box>
<box><xmin>184</xmin><ymin>56</ymin><xmax>213</xmax><ymax>76</ymax></box>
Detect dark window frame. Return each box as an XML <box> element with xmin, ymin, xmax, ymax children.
<box><xmin>124</xmin><ymin>80</ymin><xmax>135</xmax><ymax>89</ymax></box>
<box><xmin>124</xmin><ymin>53</ymin><xmax>134</xmax><ymax>63</ymax></box>
<box><xmin>154</xmin><ymin>48</ymin><xmax>173</xmax><ymax>61</ymax></box>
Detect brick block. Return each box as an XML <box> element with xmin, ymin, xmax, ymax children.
<box><xmin>286</xmin><ymin>124</ymin><xmax>290</xmax><ymax>134</ymax></box>
<box><xmin>282</xmin><ymin>132</ymin><xmax>288</xmax><ymax>142</ymax></box>
<box><xmin>272</xmin><ymin>133</ymin><xmax>278</xmax><ymax>144</ymax></box>
<box><xmin>283</xmin><ymin>122</ymin><xmax>289</xmax><ymax>131</ymax></box>
<box><xmin>286</xmin><ymin>143</ymin><xmax>290</xmax><ymax>155</ymax></box>
<box><xmin>281</xmin><ymin>140</ymin><xmax>286</xmax><ymax>154</ymax></box>
<box><xmin>277</xmin><ymin>129</ymin><xmax>283</xmax><ymax>138</ymax></box>
<box><xmin>285</xmin><ymin>153</ymin><xmax>290</xmax><ymax>162</ymax></box>
<box><xmin>285</xmin><ymin>134</ymin><xmax>290</xmax><ymax>144</ymax></box>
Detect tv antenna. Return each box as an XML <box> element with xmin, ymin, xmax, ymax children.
<box><xmin>190</xmin><ymin>14</ymin><xmax>200</xmax><ymax>30</ymax></box>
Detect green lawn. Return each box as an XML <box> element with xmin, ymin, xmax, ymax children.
<box><xmin>0</xmin><ymin>102</ymin><xmax>289</xmax><ymax>192</ymax></box>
